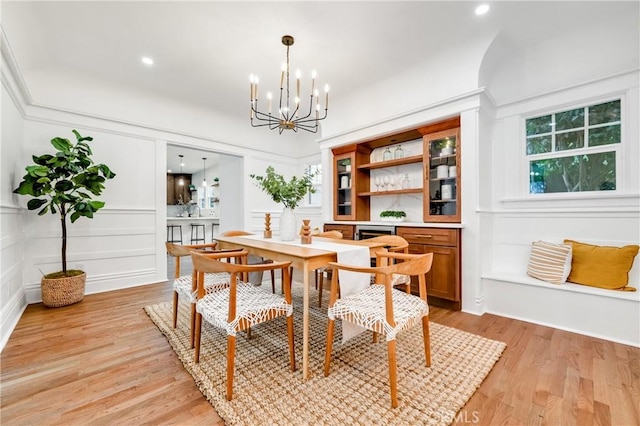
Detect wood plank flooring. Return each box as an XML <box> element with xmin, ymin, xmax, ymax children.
<box><xmin>1</xmin><ymin>269</ymin><xmax>639</xmax><ymax>425</ymax></box>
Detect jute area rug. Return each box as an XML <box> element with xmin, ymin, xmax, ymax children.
<box><xmin>145</xmin><ymin>285</ymin><xmax>506</xmax><ymax>426</ymax></box>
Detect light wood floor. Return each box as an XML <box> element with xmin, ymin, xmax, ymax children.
<box><xmin>2</xmin><ymin>272</ymin><xmax>639</xmax><ymax>425</ymax></box>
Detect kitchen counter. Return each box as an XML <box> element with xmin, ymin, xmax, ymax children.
<box><xmin>325</xmin><ymin>220</ymin><xmax>464</xmax><ymax>229</ymax></box>
<box><xmin>167</xmin><ymin>217</ymin><xmax>219</xmax><ymax>223</ymax></box>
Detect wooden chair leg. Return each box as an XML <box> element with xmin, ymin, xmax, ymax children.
<box><xmin>372</xmin><ymin>331</ymin><xmax>379</xmax><ymax>343</ymax></box>
<box><xmin>226</xmin><ymin>335</ymin><xmax>236</xmax><ymax>401</ymax></box>
<box><xmin>318</xmin><ymin>272</ymin><xmax>324</xmax><ymax>308</ymax></box>
<box><xmin>172</xmin><ymin>291</ymin><xmax>179</xmax><ymax>328</ymax></box>
<box><xmin>194</xmin><ymin>312</ymin><xmax>202</xmax><ymax>363</ymax></box>
<box><xmin>270</xmin><ymin>269</ymin><xmax>275</xmax><ymax>293</ymax></box>
<box><xmin>287</xmin><ymin>314</ymin><xmax>296</xmax><ymax>371</ymax></box>
<box><xmin>315</xmin><ymin>270</ymin><xmax>319</xmax><ymax>289</ymax></box>
<box><xmin>324</xmin><ymin>319</ymin><xmax>335</xmax><ymax>376</ymax></box>
<box><xmin>287</xmin><ymin>266</ymin><xmax>293</xmax><ymax>294</ymax></box>
<box><xmin>190</xmin><ymin>303</ymin><xmax>196</xmax><ymax>349</ymax></box>
<box><xmin>387</xmin><ymin>339</ymin><xmax>399</xmax><ymax>408</ymax></box>
<box><xmin>422</xmin><ymin>315</ymin><xmax>431</xmax><ymax>367</ymax></box>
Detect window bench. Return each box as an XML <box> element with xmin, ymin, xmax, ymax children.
<box><xmin>481</xmin><ymin>271</ymin><xmax>640</xmax><ymax>347</ymax></box>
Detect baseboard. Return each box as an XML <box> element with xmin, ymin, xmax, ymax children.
<box><xmin>25</xmin><ymin>269</ymin><xmax>165</xmax><ymax>304</ymax></box>
<box><xmin>0</xmin><ymin>288</ymin><xmax>27</xmax><ymax>353</ymax></box>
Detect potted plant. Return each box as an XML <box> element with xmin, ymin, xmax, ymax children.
<box><xmin>380</xmin><ymin>210</ymin><xmax>407</xmax><ymax>222</ymax></box>
<box><xmin>250</xmin><ymin>166</ymin><xmax>317</xmax><ymax>241</ymax></box>
<box><xmin>13</xmin><ymin>130</ymin><xmax>116</xmax><ymax>307</ymax></box>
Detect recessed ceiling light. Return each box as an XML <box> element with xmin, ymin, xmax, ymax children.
<box><xmin>141</xmin><ymin>56</ymin><xmax>154</xmax><ymax>66</ymax></box>
<box><xmin>167</xmin><ymin>169</ymin><xmax>172</xmax><ymax>173</ymax></box>
<box><xmin>475</xmin><ymin>4</ymin><xmax>490</xmax><ymax>15</ymax></box>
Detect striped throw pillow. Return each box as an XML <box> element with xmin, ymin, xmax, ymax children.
<box><xmin>527</xmin><ymin>241</ymin><xmax>573</xmax><ymax>284</ymax></box>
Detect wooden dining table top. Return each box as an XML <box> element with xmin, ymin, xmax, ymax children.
<box><xmin>214</xmin><ymin>235</ymin><xmax>385</xmax><ymax>269</ymax></box>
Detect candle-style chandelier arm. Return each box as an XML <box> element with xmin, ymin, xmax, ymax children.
<box><xmin>249</xmin><ymin>34</ymin><xmax>329</xmax><ymax>134</ymax></box>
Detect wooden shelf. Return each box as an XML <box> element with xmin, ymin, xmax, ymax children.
<box><xmin>357</xmin><ymin>188</ymin><xmax>422</xmax><ymax>196</ymax></box>
<box><xmin>358</xmin><ymin>154</ymin><xmax>423</xmax><ymax>170</ymax></box>
<box><xmin>429</xmin><ymin>153</ymin><xmax>456</xmax><ymax>163</ymax></box>
<box><xmin>430</xmin><ymin>199</ymin><xmax>457</xmax><ymax>203</ymax></box>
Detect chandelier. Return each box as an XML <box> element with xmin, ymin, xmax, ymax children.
<box><xmin>250</xmin><ymin>35</ymin><xmax>329</xmax><ymax>134</ymax></box>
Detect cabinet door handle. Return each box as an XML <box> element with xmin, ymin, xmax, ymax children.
<box><xmin>409</xmin><ymin>234</ymin><xmax>433</xmax><ymax>239</ymax></box>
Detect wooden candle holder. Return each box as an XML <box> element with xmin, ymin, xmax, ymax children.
<box><xmin>263</xmin><ymin>213</ymin><xmax>272</xmax><ymax>239</ymax></box>
<box><xmin>300</xmin><ymin>219</ymin><xmax>312</xmax><ymax>244</ymax></box>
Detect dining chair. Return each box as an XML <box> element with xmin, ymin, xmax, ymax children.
<box><xmin>217</xmin><ymin>230</ymin><xmax>278</xmax><ymax>292</ymax></box>
<box><xmin>323</xmin><ymin>251</ymin><xmax>434</xmax><ymax>408</ymax></box>
<box><xmin>316</xmin><ymin>234</ymin><xmax>411</xmax><ymax>308</ymax></box>
<box><xmin>313</xmin><ymin>230</ymin><xmax>344</xmax><ymax>307</ymax></box>
<box><xmin>191</xmin><ymin>251</ymin><xmax>296</xmax><ymax>401</ymax></box>
<box><xmin>165</xmin><ymin>242</ymin><xmax>245</xmax><ymax>349</ymax></box>
<box><xmin>366</xmin><ymin>235</ymin><xmax>411</xmax><ymax>293</ymax></box>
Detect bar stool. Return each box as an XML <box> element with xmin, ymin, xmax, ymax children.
<box><xmin>167</xmin><ymin>224</ymin><xmax>182</xmax><ymax>244</ymax></box>
<box><xmin>211</xmin><ymin>223</ymin><xmax>218</xmax><ymax>242</ymax></box>
<box><xmin>190</xmin><ymin>223</ymin><xmax>206</xmax><ymax>244</ymax></box>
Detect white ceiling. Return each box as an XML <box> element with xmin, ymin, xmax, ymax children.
<box><xmin>2</xmin><ymin>1</ymin><xmax>635</xmax><ymax>168</ymax></box>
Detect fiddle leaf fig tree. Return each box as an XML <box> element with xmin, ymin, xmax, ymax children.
<box><xmin>13</xmin><ymin>130</ymin><xmax>116</xmax><ymax>276</ymax></box>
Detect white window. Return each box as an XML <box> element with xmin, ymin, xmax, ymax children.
<box><xmin>526</xmin><ymin>99</ymin><xmax>620</xmax><ymax>194</ymax></box>
<box><xmin>305</xmin><ymin>163</ymin><xmax>322</xmax><ymax>205</ymax></box>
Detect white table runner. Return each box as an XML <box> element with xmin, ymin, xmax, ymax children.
<box><xmin>240</xmin><ymin>234</ymin><xmax>370</xmax><ymax>342</ymax></box>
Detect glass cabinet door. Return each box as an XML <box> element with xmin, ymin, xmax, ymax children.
<box><xmin>334</xmin><ymin>153</ymin><xmax>353</xmax><ymax>219</ymax></box>
<box><xmin>423</xmin><ymin>128</ymin><xmax>461</xmax><ymax>223</ymax></box>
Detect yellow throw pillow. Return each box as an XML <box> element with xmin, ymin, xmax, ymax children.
<box><xmin>564</xmin><ymin>239</ymin><xmax>639</xmax><ymax>291</ymax></box>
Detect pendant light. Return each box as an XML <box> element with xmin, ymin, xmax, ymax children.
<box><xmin>202</xmin><ymin>157</ymin><xmax>207</xmax><ymax>187</ymax></box>
<box><xmin>178</xmin><ymin>155</ymin><xmax>185</xmax><ymax>186</ymax></box>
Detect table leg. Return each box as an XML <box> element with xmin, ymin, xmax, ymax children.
<box><xmin>303</xmin><ymin>261</ymin><xmax>310</xmax><ymax>380</ymax></box>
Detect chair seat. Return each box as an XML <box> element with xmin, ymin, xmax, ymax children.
<box><xmin>196</xmin><ymin>285</ymin><xmax>293</xmax><ymax>336</ymax></box>
<box><xmin>328</xmin><ymin>285</ymin><xmax>428</xmax><ymax>341</ymax></box>
<box><xmin>173</xmin><ymin>272</ymin><xmax>237</xmax><ymax>303</ymax></box>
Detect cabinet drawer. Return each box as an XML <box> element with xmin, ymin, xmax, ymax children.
<box><xmin>323</xmin><ymin>224</ymin><xmax>355</xmax><ymax>240</ymax></box>
<box><xmin>396</xmin><ymin>227</ymin><xmax>458</xmax><ymax>247</ymax></box>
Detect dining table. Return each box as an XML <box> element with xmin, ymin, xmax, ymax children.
<box><xmin>214</xmin><ymin>233</ymin><xmax>386</xmax><ymax>380</ymax></box>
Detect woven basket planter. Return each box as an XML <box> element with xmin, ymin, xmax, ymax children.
<box><xmin>41</xmin><ymin>272</ymin><xmax>86</xmax><ymax>308</ymax></box>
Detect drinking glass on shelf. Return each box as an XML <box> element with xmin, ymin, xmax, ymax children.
<box><xmin>384</xmin><ymin>176</ymin><xmax>393</xmax><ymax>191</ymax></box>
<box><xmin>374</xmin><ymin>176</ymin><xmax>382</xmax><ymax>192</ymax></box>
<box><xmin>382</xmin><ymin>175</ymin><xmax>390</xmax><ymax>191</ymax></box>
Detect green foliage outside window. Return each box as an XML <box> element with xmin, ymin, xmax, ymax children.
<box><xmin>526</xmin><ymin>99</ymin><xmax>620</xmax><ymax>194</ymax></box>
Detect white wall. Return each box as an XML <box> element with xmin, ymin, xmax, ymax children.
<box><xmin>20</xmin><ymin>121</ymin><xmax>162</xmax><ymax>302</ymax></box>
<box><xmin>1</xmin><ymin>66</ymin><xmax>27</xmax><ymax>350</ymax></box>
<box><xmin>485</xmin><ymin>12</ymin><xmax>639</xmax><ymax>105</ymax></box>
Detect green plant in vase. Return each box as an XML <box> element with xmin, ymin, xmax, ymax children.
<box><xmin>250</xmin><ymin>166</ymin><xmax>317</xmax><ymax>240</ymax></box>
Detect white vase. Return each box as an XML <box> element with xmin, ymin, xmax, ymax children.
<box><xmin>279</xmin><ymin>207</ymin><xmax>297</xmax><ymax>241</ymax></box>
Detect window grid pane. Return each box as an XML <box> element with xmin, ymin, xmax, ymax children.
<box><xmin>525</xmin><ymin>99</ymin><xmax>620</xmax><ymax>194</ymax></box>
